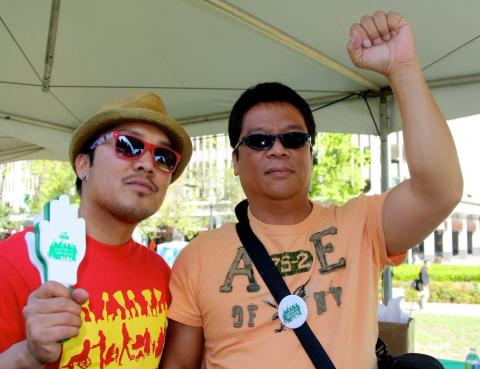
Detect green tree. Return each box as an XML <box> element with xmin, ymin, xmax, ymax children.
<box><xmin>0</xmin><ymin>201</ymin><xmax>15</xmax><ymax>231</ymax></box>
<box><xmin>0</xmin><ymin>163</ymin><xmax>11</xmax><ymax>203</ymax></box>
<box><xmin>220</xmin><ymin>165</ymin><xmax>244</xmax><ymax>222</ymax></box>
<box><xmin>138</xmin><ymin>162</ymin><xmax>244</xmax><ymax>241</ymax></box>
<box><xmin>310</xmin><ymin>133</ymin><xmax>369</xmax><ymax>204</ymax></box>
<box><xmin>138</xmin><ymin>177</ymin><xmax>209</xmax><ymax>241</ymax></box>
<box><xmin>28</xmin><ymin>161</ymin><xmax>78</xmax><ymax>216</ymax></box>
<box><xmin>138</xmin><ymin>135</ymin><xmax>245</xmax><ymax>240</ymax></box>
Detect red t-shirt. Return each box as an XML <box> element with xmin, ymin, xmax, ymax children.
<box><xmin>0</xmin><ymin>229</ymin><xmax>170</xmax><ymax>369</ymax></box>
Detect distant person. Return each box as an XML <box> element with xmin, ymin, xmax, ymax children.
<box><xmin>412</xmin><ymin>252</ymin><xmax>421</xmax><ymax>264</ymax></box>
<box><xmin>0</xmin><ymin>92</ymin><xmax>192</xmax><ymax>368</ymax></box>
<box><xmin>160</xmin><ymin>10</ymin><xmax>463</xmax><ymax>369</ymax></box>
<box><xmin>419</xmin><ymin>260</ymin><xmax>431</xmax><ymax>309</ymax></box>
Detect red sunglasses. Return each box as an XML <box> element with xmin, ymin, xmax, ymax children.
<box><xmin>89</xmin><ymin>131</ymin><xmax>181</xmax><ymax>173</ymax></box>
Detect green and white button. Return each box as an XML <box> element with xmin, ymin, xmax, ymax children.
<box><xmin>278</xmin><ymin>294</ymin><xmax>307</xmax><ymax>329</ymax></box>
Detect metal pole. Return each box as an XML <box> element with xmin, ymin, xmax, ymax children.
<box><xmin>42</xmin><ymin>0</ymin><xmax>61</xmax><ymax>92</ymax></box>
<box><xmin>202</xmin><ymin>0</ymin><xmax>380</xmax><ymax>91</ymax></box>
<box><xmin>379</xmin><ymin>92</ymin><xmax>392</xmax><ymax>305</ymax></box>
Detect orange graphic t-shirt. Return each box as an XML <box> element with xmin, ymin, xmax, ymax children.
<box><xmin>169</xmin><ymin>194</ymin><xmax>405</xmax><ymax>369</ymax></box>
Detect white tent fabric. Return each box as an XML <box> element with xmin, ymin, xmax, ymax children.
<box><xmin>1</xmin><ymin>0</ymin><xmax>480</xmax><ymax>163</ymax></box>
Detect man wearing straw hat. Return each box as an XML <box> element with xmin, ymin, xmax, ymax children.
<box><xmin>0</xmin><ymin>92</ymin><xmax>192</xmax><ymax>369</ymax></box>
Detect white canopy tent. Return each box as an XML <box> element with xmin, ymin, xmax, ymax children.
<box><xmin>2</xmin><ymin>0</ymin><xmax>480</xmax><ymax>300</ymax></box>
<box><xmin>2</xmin><ymin>0</ymin><xmax>480</xmax><ymax>161</ymax></box>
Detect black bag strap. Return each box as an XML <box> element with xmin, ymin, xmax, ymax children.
<box><xmin>235</xmin><ymin>199</ymin><xmax>336</xmax><ymax>369</ymax></box>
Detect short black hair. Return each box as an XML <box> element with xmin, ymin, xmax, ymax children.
<box><xmin>228</xmin><ymin>82</ymin><xmax>316</xmax><ymax>149</ymax></box>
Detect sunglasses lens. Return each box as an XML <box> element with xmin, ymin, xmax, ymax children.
<box><xmin>154</xmin><ymin>147</ymin><xmax>178</xmax><ymax>172</ymax></box>
<box><xmin>113</xmin><ymin>132</ymin><xmax>179</xmax><ymax>172</ymax></box>
<box><xmin>281</xmin><ymin>132</ymin><xmax>310</xmax><ymax>148</ymax></box>
<box><xmin>242</xmin><ymin>132</ymin><xmax>310</xmax><ymax>150</ymax></box>
<box><xmin>116</xmin><ymin>134</ymin><xmax>144</xmax><ymax>158</ymax></box>
<box><xmin>244</xmin><ymin>134</ymin><xmax>275</xmax><ymax>149</ymax></box>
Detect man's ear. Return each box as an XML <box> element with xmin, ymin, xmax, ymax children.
<box><xmin>75</xmin><ymin>154</ymin><xmax>90</xmax><ymax>180</ymax></box>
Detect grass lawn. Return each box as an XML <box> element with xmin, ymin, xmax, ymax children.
<box><xmin>412</xmin><ymin>312</ymin><xmax>480</xmax><ymax>361</ymax></box>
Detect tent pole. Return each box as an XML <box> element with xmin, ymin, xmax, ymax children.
<box><xmin>42</xmin><ymin>0</ymin><xmax>61</xmax><ymax>92</ymax></box>
<box><xmin>380</xmin><ymin>92</ymin><xmax>392</xmax><ymax>305</ymax></box>
<box><xmin>202</xmin><ymin>0</ymin><xmax>379</xmax><ymax>91</ymax></box>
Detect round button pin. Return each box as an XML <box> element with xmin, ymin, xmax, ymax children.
<box><xmin>278</xmin><ymin>294</ymin><xmax>308</xmax><ymax>329</ymax></box>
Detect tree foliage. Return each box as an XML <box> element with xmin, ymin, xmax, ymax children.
<box><xmin>137</xmin><ymin>177</ymin><xmax>209</xmax><ymax>241</ymax></box>
<box><xmin>310</xmin><ymin>133</ymin><xmax>369</xmax><ymax>204</ymax></box>
<box><xmin>27</xmin><ymin>161</ymin><xmax>78</xmax><ymax>216</ymax></box>
<box><xmin>138</xmin><ymin>135</ymin><xmax>244</xmax><ymax>240</ymax></box>
<box><xmin>0</xmin><ymin>164</ymin><xmax>9</xmax><ymax>203</ymax></box>
<box><xmin>0</xmin><ymin>201</ymin><xmax>15</xmax><ymax>231</ymax></box>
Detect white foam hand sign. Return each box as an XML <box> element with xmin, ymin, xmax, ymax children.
<box><xmin>25</xmin><ymin>231</ymin><xmax>46</xmax><ymax>284</ymax></box>
<box><xmin>36</xmin><ymin>195</ymin><xmax>86</xmax><ymax>286</ymax></box>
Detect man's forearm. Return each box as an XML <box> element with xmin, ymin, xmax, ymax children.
<box><xmin>0</xmin><ymin>341</ymin><xmax>45</xmax><ymax>369</ymax></box>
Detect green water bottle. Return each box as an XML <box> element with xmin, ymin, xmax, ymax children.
<box><xmin>465</xmin><ymin>348</ymin><xmax>480</xmax><ymax>369</ymax></box>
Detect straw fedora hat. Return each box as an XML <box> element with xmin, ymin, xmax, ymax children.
<box><xmin>69</xmin><ymin>92</ymin><xmax>192</xmax><ymax>182</ymax></box>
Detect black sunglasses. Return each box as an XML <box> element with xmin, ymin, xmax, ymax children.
<box><xmin>234</xmin><ymin>132</ymin><xmax>312</xmax><ymax>151</ymax></box>
<box><xmin>90</xmin><ymin>131</ymin><xmax>181</xmax><ymax>173</ymax></box>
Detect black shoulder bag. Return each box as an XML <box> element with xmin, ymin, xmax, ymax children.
<box><xmin>235</xmin><ymin>199</ymin><xmax>445</xmax><ymax>369</ymax></box>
